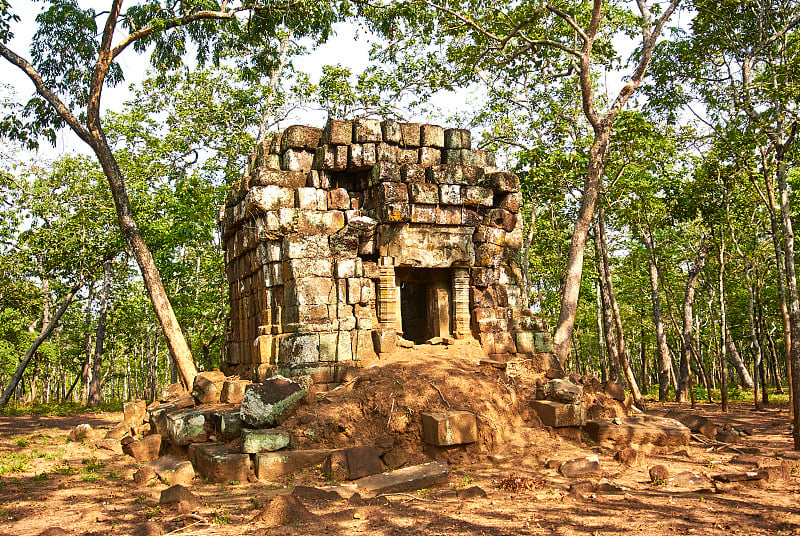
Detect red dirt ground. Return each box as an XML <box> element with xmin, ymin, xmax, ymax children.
<box><xmin>1</xmin><ymin>343</ymin><xmax>799</xmax><ymax>535</ymax></box>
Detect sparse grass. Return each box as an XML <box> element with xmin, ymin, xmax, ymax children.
<box><xmin>1</xmin><ymin>400</ymin><xmax>123</xmax><ymax>416</ymax></box>
<box><xmin>0</xmin><ymin>453</ymin><xmax>32</xmax><ymax>475</ymax></box>
<box><xmin>212</xmin><ymin>508</ymin><xmax>232</xmax><ymax>524</ymax></box>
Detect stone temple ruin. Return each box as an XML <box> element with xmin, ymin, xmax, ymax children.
<box><xmin>220</xmin><ymin>117</ymin><xmax>556</xmax><ymax>382</ymax></box>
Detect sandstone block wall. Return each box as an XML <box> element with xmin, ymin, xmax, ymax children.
<box><xmin>220</xmin><ymin>117</ymin><xmax>554</xmax><ymax>382</ymax></box>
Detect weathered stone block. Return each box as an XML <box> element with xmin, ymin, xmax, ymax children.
<box><xmin>376</xmin><ymin>142</ymin><xmax>397</xmax><ymax>163</ymax></box>
<box><xmin>421</xmin><ymin>124</ymin><xmax>445</xmax><ymax>147</ymax></box>
<box><xmin>353</xmin><ymin>117</ymin><xmax>382</xmax><ymax>143</ymax></box>
<box><xmin>427</xmin><ymin>164</ymin><xmax>466</xmax><ymax>185</ymax></box>
<box><xmin>442</xmin><ymin>148</ymin><xmax>462</xmax><ymax>164</ymax></box>
<box><xmin>485</xmin><ymin>208</ymin><xmax>517</xmax><ymax>232</ymax></box>
<box><xmin>122</xmin><ymin>433</ymin><xmax>162</xmax><ymax>461</ymax></box>
<box><xmin>247</xmin><ymin>185</ymin><xmax>295</xmax><ymax>212</ymax></box>
<box><xmin>475</xmin><ymin>243</ymin><xmax>503</xmax><ymax>267</ymax></box>
<box><xmin>400</xmin><ymin>163</ymin><xmax>426</xmax><ymax>183</ymax></box>
<box><xmin>326</xmin><ymin>187</ymin><xmax>350</xmax><ymax>210</ymax></box>
<box><xmin>399</xmin><ymin>123</ymin><xmax>421</xmax><ymax>147</ymax></box>
<box><xmin>166</xmin><ymin>407</ymin><xmax>215</xmax><ymax>445</ymax></box>
<box><xmin>240</xmin><ymin>376</ymin><xmax>307</xmax><ymax>427</ymax></box>
<box><xmin>463</xmin><ymin>186</ymin><xmax>493</xmax><ymax>207</ymax></box>
<box><xmin>353</xmin><ymin>460</ymin><xmax>449</xmax><ymax>497</ymax></box>
<box><xmin>213</xmin><ymin>409</ymin><xmax>244</xmax><ymax>440</ymax></box>
<box><xmin>381</xmin><ymin>119</ymin><xmax>402</xmax><ymax>144</ymax></box>
<box><xmin>372</xmin><ymin>182</ymin><xmax>409</xmax><ymax>205</ymax></box>
<box><xmin>421</xmin><ymin>411</ymin><xmax>477</xmax><ymax>446</ymax></box>
<box><xmin>411</xmin><ymin>204</ymin><xmax>437</xmax><ymax>223</ymax></box>
<box><xmin>378</xmin><ymin>203</ymin><xmax>411</xmax><ymax>223</ymax></box>
<box><xmin>544</xmin><ymin>378</ymin><xmax>583</xmax><ymax>403</ymax></box>
<box><xmin>532</xmin><ymin>400</ymin><xmax>585</xmax><ymax>428</ymax></box>
<box><xmin>282</xmin><ymin>234</ymin><xmax>331</xmax><ymax>259</ymax></box>
<box><xmin>372</xmin><ymin>328</ymin><xmax>397</xmax><ymax>354</ymax></box>
<box><xmin>483</xmin><ymin>171</ymin><xmax>520</xmax><ymax>193</ymax></box>
<box><xmin>190</xmin><ymin>444</ymin><xmax>250</xmax><ymax>484</ymax></box>
<box><xmin>439</xmin><ymin>184</ymin><xmax>463</xmax><ymax>205</ymax></box>
<box><xmin>254</xmin><ymin>449</ymin><xmax>333</xmax><ymax>480</ymax></box>
<box><xmin>585</xmin><ymin>416</ymin><xmax>691</xmax><ymax>453</ymax></box>
<box><xmin>124</xmin><ymin>400</ymin><xmax>148</xmax><ymax>426</ymax></box>
<box><xmin>419</xmin><ymin>146</ymin><xmax>441</xmax><ymax>167</ymax></box>
<box><xmin>559</xmin><ymin>456</ymin><xmax>601</xmax><ymax>478</ymax></box>
<box><xmin>323</xmin><ymin>446</ymin><xmax>383</xmax><ymax>481</ymax></box>
<box><xmin>220</xmin><ymin>380</ymin><xmax>250</xmax><ymax>405</ymax></box>
<box><xmin>297</xmin><ymin>210</ymin><xmax>345</xmax><ymax>235</ymax></box>
<box><xmin>473</xmin><ymin>225</ymin><xmax>506</xmax><ymax>245</ymax></box>
<box><xmin>396</xmin><ymin>148</ymin><xmax>419</xmax><ymax>165</ymax></box>
<box><xmin>534</xmin><ymin>331</ymin><xmax>554</xmax><ymax>353</ymax></box>
<box><xmin>409</xmin><ymin>183</ymin><xmax>439</xmax><ymax>204</ymax></box>
<box><xmin>321</xmin><ymin>118</ymin><xmax>353</xmax><ymax>146</ymax></box>
<box><xmin>191</xmin><ymin>370</ymin><xmax>226</xmax><ymax>405</ymax></box>
<box><xmin>370</xmin><ymin>161</ymin><xmax>401</xmax><ymax>185</ymax></box>
<box><xmin>251</xmin><ymin>167</ymin><xmax>308</xmax><ymax>190</ymax></box>
<box><xmin>499</xmin><ymin>192</ymin><xmax>521</xmax><ymax>213</ymax></box>
<box><xmin>242</xmin><ymin>429</ymin><xmax>291</xmax><ymax>453</ymax></box>
<box><xmin>281</xmin><ymin>149</ymin><xmax>315</xmax><ymax>172</ymax></box>
<box><xmin>146</xmin><ymin>455</ymin><xmax>195</xmax><ymax>487</ymax></box>
<box><xmin>280</xmin><ymin>125</ymin><xmax>322</xmax><ymax>152</ymax></box>
<box><xmin>445</xmin><ymin>128</ymin><xmax>471</xmax><ymax>149</ymax></box>
<box><xmin>278</xmin><ymin>332</ymin><xmax>321</xmax><ymax>364</ymax></box>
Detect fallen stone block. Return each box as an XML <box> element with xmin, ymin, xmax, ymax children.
<box><xmin>353</xmin><ymin>460</ymin><xmax>449</xmax><ymax>497</ymax></box>
<box><xmin>649</xmin><ymin>464</ymin><xmax>669</xmax><ymax>483</ymax></box>
<box><xmin>159</xmin><ymin>484</ymin><xmax>198</xmax><ymax>514</ymax></box>
<box><xmin>421</xmin><ymin>411</ymin><xmax>478</xmax><ymax>446</ymax></box>
<box><xmin>105</xmin><ymin>422</ymin><xmax>132</xmax><ymax>441</ymax></box>
<box><xmin>190</xmin><ymin>444</ymin><xmax>250</xmax><ymax>484</ymax></box>
<box><xmin>213</xmin><ymin>408</ymin><xmax>244</xmax><ymax>440</ymax></box>
<box><xmin>559</xmin><ymin>455</ymin><xmax>601</xmax><ymax>478</ymax></box>
<box><xmin>712</xmin><ymin>470</ymin><xmax>769</xmax><ymax>483</ymax></box>
<box><xmin>242</xmin><ymin>429</ymin><xmax>291</xmax><ymax>453</ymax></box>
<box><xmin>532</xmin><ymin>400</ymin><xmax>585</xmax><ymax>428</ymax></box>
<box><xmin>240</xmin><ymin>376</ymin><xmax>306</xmax><ymax>428</ymax></box>
<box><xmin>254</xmin><ymin>449</ymin><xmax>333</xmax><ymax>480</ymax></box>
<box><xmin>122</xmin><ymin>434</ymin><xmax>162</xmax><ymax>462</ymax></box>
<box><xmin>191</xmin><ymin>370</ymin><xmax>227</xmax><ymax>405</ymax></box>
<box><xmin>148</xmin><ymin>395</ymin><xmax>196</xmax><ymax>436</ymax></box>
<box><xmin>664</xmin><ymin>409</ymin><xmax>717</xmax><ymax>440</ymax></box>
<box><xmin>323</xmin><ymin>446</ymin><xmax>383</xmax><ymax>481</ymax></box>
<box><xmin>133</xmin><ymin>465</ymin><xmax>157</xmax><ymax>487</ymax></box>
<box><xmin>584</xmin><ymin>415</ymin><xmax>690</xmax><ymax>453</ymax></box>
<box><xmin>123</xmin><ymin>400</ymin><xmax>148</xmax><ymax>427</ymax></box>
<box><xmin>166</xmin><ymin>407</ymin><xmax>217</xmax><ymax>446</ymax></box>
<box><xmin>69</xmin><ymin>423</ymin><xmax>101</xmax><ymax>442</ymax></box>
<box><xmin>94</xmin><ymin>438</ymin><xmax>123</xmax><ymax>454</ymax></box>
<box><xmin>146</xmin><ymin>455</ymin><xmax>195</xmax><ymax>487</ymax></box>
<box><xmin>543</xmin><ymin>378</ymin><xmax>582</xmax><ymax>403</ymax></box>
<box><xmin>668</xmin><ymin>471</ymin><xmax>711</xmax><ymax>489</ymax></box>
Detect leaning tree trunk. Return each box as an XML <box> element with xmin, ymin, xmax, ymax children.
<box><xmin>641</xmin><ymin>229</ymin><xmax>672</xmax><ymax>401</ymax></box>
<box><xmin>0</xmin><ymin>281</ymin><xmax>84</xmax><ymax>408</ymax></box>
<box><xmin>597</xmin><ymin>206</ymin><xmax>644</xmax><ymax>407</ymax></box>
<box><xmin>726</xmin><ymin>329</ymin><xmax>755</xmax><ymax>390</ymax></box>
<box><xmin>89</xmin><ymin>261</ymin><xmax>112</xmax><ymax>407</ymax></box>
<box><xmin>677</xmin><ymin>239</ymin><xmax>709</xmax><ymax>402</ymax></box>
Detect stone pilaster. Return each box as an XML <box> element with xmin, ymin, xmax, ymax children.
<box><xmin>452</xmin><ymin>267</ymin><xmax>471</xmax><ymax>338</ymax></box>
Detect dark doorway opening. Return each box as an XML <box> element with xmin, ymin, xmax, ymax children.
<box><xmin>396</xmin><ymin>267</ymin><xmax>451</xmax><ymax>344</ymax></box>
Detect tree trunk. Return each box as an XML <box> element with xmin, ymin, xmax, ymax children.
<box><xmin>0</xmin><ymin>281</ymin><xmax>84</xmax><ymax>408</ymax></box>
<box><xmin>640</xmin><ymin>324</ymin><xmax>648</xmax><ymax>394</ymax></box>
<box><xmin>553</xmin><ymin>129</ymin><xmax>611</xmax><ymax>365</ymax></box>
<box><xmin>594</xmin><ymin>229</ymin><xmax>620</xmax><ymax>382</ymax></box>
<box><xmin>764</xmin><ymin>165</ymin><xmax>793</xmax><ymax>407</ymax></box>
<box><xmin>597</xmin><ymin>206</ymin><xmax>644</xmax><ymax>407</ymax></box>
<box><xmin>677</xmin><ymin>239</ymin><xmax>709</xmax><ymax>402</ymax></box>
<box><xmin>745</xmin><ymin>267</ymin><xmax>764</xmax><ymax>409</ymax></box>
<box><xmin>719</xmin><ymin>237</ymin><xmax>729</xmax><ymax>413</ymax></box>
<box><xmin>595</xmin><ymin>282</ymin><xmax>608</xmax><ymax>383</ymax></box>
<box><xmin>89</xmin><ymin>261</ymin><xmax>112</xmax><ymax>407</ymax></box>
<box><xmin>726</xmin><ymin>329</ymin><xmax>754</xmax><ymax>390</ymax></box>
<box><xmin>641</xmin><ymin>229</ymin><xmax>672</xmax><ymax>401</ymax></box>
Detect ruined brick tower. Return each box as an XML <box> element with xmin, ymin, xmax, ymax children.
<box><xmin>220</xmin><ymin>117</ymin><xmax>554</xmax><ymax>382</ymax></box>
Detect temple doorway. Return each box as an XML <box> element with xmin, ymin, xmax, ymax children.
<box><xmin>396</xmin><ymin>267</ymin><xmax>452</xmax><ymax>344</ymax></box>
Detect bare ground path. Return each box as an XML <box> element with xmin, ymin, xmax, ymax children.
<box><xmin>1</xmin><ymin>383</ymin><xmax>799</xmax><ymax>535</ymax></box>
